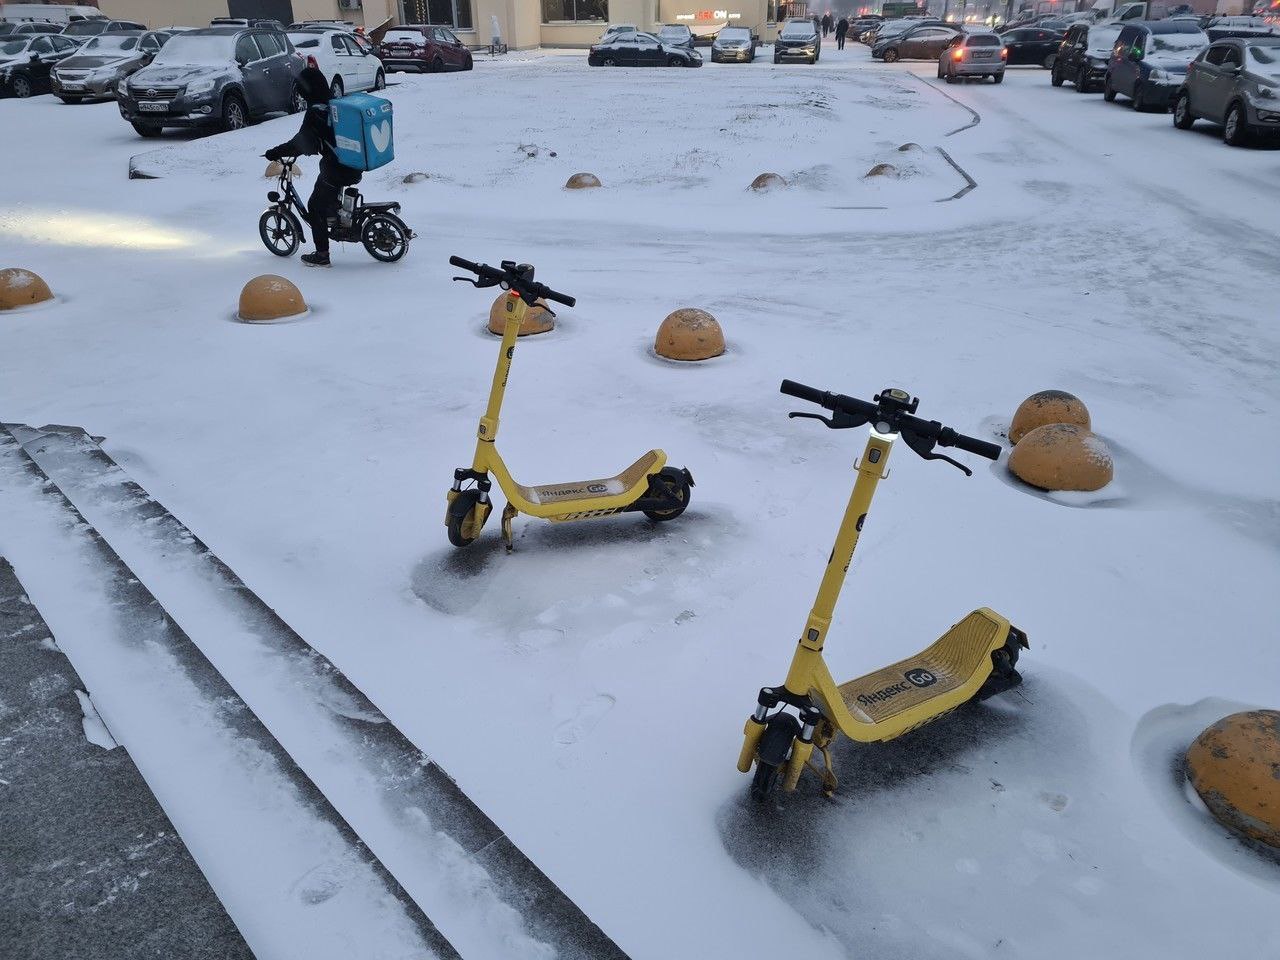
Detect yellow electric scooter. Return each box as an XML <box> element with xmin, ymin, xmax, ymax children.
<box><xmin>737</xmin><ymin>380</ymin><xmax>1029</xmax><ymax>802</ymax></box>
<box><xmin>445</xmin><ymin>255</ymin><xmax>694</xmax><ymax>550</ymax></box>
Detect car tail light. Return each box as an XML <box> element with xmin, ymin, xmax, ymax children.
<box><xmin>306</xmin><ymin>54</ymin><xmax>318</xmax><ymax>69</ymax></box>
<box><xmin>953</xmin><ymin>48</ymin><xmax>964</xmax><ymax>60</ymax></box>
<box><xmin>1000</xmin><ymin>47</ymin><xmax>1008</xmax><ymax>59</ymax></box>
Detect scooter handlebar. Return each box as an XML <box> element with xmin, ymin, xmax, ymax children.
<box><xmin>448</xmin><ymin>256</ymin><xmax>577</xmax><ymax>308</ymax></box>
<box><xmin>937</xmin><ymin>429</ymin><xmax>1002</xmax><ymax>462</ymax></box>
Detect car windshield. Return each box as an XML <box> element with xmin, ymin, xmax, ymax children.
<box><xmin>781</xmin><ymin>24</ymin><xmax>815</xmax><ymax>37</ymax></box>
<box><xmin>63</xmin><ymin>20</ymin><xmax>107</xmax><ymax>35</ymax></box>
<box><xmin>0</xmin><ymin>38</ymin><xmax>32</xmax><ymax>55</ymax></box>
<box><xmin>719</xmin><ymin>27</ymin><xmax>750</xmax><ymax>40</ymax></box>
<box><xmin>1150</xmin><ymin>30</ymin><xmax>1208</xmax><ymax>54</ymax></box>
<box><xmin>1249</xmin><ymin>42</ymin><xmax>1280</xmax><ymax>65</ymax></box>
<box><xmin>83</xmin><ymin>35</ymin><xmax>139</xmax><ymax>51</ymax></box>
<box><xmin>659</xmin><ymin>27</ymin><xmax>687</xmax><ymax>38</ymax></box>
<box><xmin>968</xmin><ymin>34</ymin><xmax>1000</xmax><ymax>46</ymax></box>
<box><xmin>150</xmin><ymin>34</ymin><xmax>235</xmax><ymax>66</ymax></box>
<box><xmin>1087</xmin><ymin>27</ymin><xmax>1121</xmax><ymax>54</ymax></box>
<box><xmin>384</xmin><ymin>29</ymin><xmax>424</xmax><ymax>41</ymax></box>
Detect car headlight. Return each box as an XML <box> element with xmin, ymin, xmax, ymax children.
<box><xmin>117</xmin><ymin>78</ymin><xmax>128</xmax><ymax>96</ymax></box>
<box><xmin>186</xmin><ymin>77</ymin><xmax>217</xmax><ymax>96</ymax></box>
<box><xmin>1148</xmin><ymin>68</ymin><xmax>1168</xmax><ymax>80</ymax></box>
<box><xmin>1258</xmin><ymin>86</ymin><xmax>1276</xmax><ymax>99</ymax></box>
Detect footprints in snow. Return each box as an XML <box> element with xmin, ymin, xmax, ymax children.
<box><xmin>554</xmin><ymin>694</ymin><xmax>616</xmax><ymax>747</ymax></box>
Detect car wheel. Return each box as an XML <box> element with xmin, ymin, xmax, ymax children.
<box><xmin>1076</xmin><ymin>67</ymin><xmax>1090</xmax><ymax>93</ymax></box>
<box><xmin>289</xmin><ymin>84</ymin><xmax>306</xmax><ymax>113</ymax></box>
<box><xmin>330</xmin><ymin>75</ymin><xmax>344</xmax><ymax>98</ymax></box>
<box><xmin>993</xmin><ymin>71</ymin><xmax>1004</xmax><ymax>84</ymax></box>
<box><xmin>883</xmin><ymin>48</ymin><xmax>899</xmax><ymax>63</ymax></box>
<box><xmin>1051</xmin><ymin>64</ymin><xmax>1063</xmax><ymax>86</ymax></box>
<box><xmin>668</xmin><ymin>56</ymin><xmax>683</xmax><ymax>66</ymax></box>
<box><xmin>11</xmin><ymin>74</ymin><xmax>33</xmax><ymax>98</ymax></box>
<box><xmin>1042</xmin><ymin>53</ymin><xmax>1055</xmax><ymax>69</ymax></box>
<box><xmin>1224</xmin><ymin>101</ymin><xmax>1249</xmax><ymax>146</ymax></box>
<box><xmin>462</xmin><ymin>55</ymin><xmax>472</xmax><ymax>72</ymax></box>
<box><xmin>945</xmin><ymin>68</ymin><xmax>956</xmax><ymax>84</ymax></box>
<box><xmin>1103</xmin><ymin>74</ymin><xmax>1116</xmax><ymax>102</ymax></box>
<box><xmin>132</xmin><ymin>121</ymin><xmax>162</xmax><ymax>138</ymax></box>
<box><xmin>603</xmin><ymin>56</ymin><xmax>616</xmax><ymax>66</ymax></box>
<box><xmin>220</xmin><ymin>91</ymin><xmax>247</xmax><ymax>132</ymax></box>
<box><xmin>1172</xmin><ymin>91</ymin><xmax>1194</xmax><ymax>129</ymax></box>
<box><xmin>374</xmin><ymin>68</ymin><xmax>386</xmax><ymax>89</ymax></box>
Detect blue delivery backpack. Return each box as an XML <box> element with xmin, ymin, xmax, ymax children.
<box><xmin>328</xmin><ymin>93</ymin><xmax>394</xmax><ymax>172</ymax></box>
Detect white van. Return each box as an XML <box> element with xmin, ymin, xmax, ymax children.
<box><xmin>0</xmin><ymin>3</ymin><xmax>102</xmax><ymax>24</ymax></box>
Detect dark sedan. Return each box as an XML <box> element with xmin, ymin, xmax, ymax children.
<box><xmin>875</xmin><ymin>24</ymin><xmax>961</xmax><ymax>63</ymax></box>
<box><xmin>61</xmin><ymin>18</ymin><xmax>147</xmax><ymax>44</ymax></box>
<box><xmin>51</xmin><ymin>30</ymin><xmax>173</xmax><ymax>102</ymax></box>
<box><xmin>588</xmin><ymin>32</ymin><xmax>703</xmax><ymax>67</ymax></box>
<box><xmin>711</xmin><ymin>25</ymin><xmax>757</xmax><ymax>62</ymax></box>
<box><xmin>774</xmin><ymin>19</ymin><xmax>821</xmax><ymax>63</ymax></box>
<box><xmin>0</xmin><ymin>34</ymin><xmax>79</xmax><ymax>97</ymax></box>
<box><xmin>1000</xmin><ymin>27</ymin><xmax>1065</xmax><ymax>68</ymax></box>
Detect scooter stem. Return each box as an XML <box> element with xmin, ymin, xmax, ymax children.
<box><xmin>786</xmin><ymin>429</ymin><xmax>894</xmax><ymax>679</ymax></box>
<box><xmin>473</xmin><ymin>292</ymin><xmax>528</xmax><ymax>468</ymax></box>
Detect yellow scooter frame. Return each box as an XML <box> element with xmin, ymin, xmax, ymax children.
<box><xmin>445</xmin><ymin>258</ymin><xmax>694</xmax><ymax>550</ymax></box>
<box><xmin>736</xmin><ymin>382</ymin><xmax>1028</xmax><ymax>801</ymax></box>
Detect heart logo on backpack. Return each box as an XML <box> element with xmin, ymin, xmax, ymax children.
<box><xmin>370</xmin><ymin>120</ymin><xmax>391</xmax><ymax>154</ymax></box>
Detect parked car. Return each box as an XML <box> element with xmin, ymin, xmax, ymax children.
<box><xmin>999</xmin><ymin>27</ymin><xmax>1065</xmax><ymax>68</ymax></box>
<box><xmin>376</xmin><ymin>24</ymin><xmax>472</xmax><ymax>73</ymax></box>
<box><xmin>1174</xmin><ymin>37</ymin><xmax>1280</xmax><ymax>144</ymax></box>
<box><xmin>288</xmin><ymin>20</ymin><xmax>356</xmax><ymax>32</ymax></box>
<box><xmin>774</xmin><ymin>18</ymin><xmax>822</xmax><ymax>63</ymax></box>
<box><xmin>1052</xmin><ymin>22</ymin><xmax>1122</xmax><ymax>91</ymax></box>
<box><xmin>3</xmin><ymin>21</ymin><xmax>63</xmax><ymax>36</ymax></box>
<box><xmin>875</xmin><ymin>24</ymin><xmax>960</xmax><ymax>63</ymax></box>
<box><xmin>657</xmin><ymin>23</ymin><xmax>695</xmax><ymax>51</ymax></box>
<box><xmin>866</xmin><ymin>18</ymin><xmax>942</xmax><ymax>46</ymax></box>
<box><xmin>209</xmin><ymin>18</ymin><xmax>285</xmax><ymax>31</ymax></box>
<box><xmin>710</xmin><ymin>24</ymin><xmax>757</xmax><ymax>62</ymax></box>
<box><xmin>0</xmin><ymin>33</ymin><xmax>79</xmax><ymax>97</ymax></box>
<box><xmin>61</xmin><ymin>18</ymin><xmax>145</xmax><ymax>43</ymax></box>
<box><xmin>1105</xmin><ymin>20</ymin><xmax>1209</xmax><ymax>111</ymax></box>
<box><xmin>939</xmin><ymin>31</ymin><xmax>1006</xmax><ymax>83</ymax></box>
<box><xmin>117</xmin><ymin>27</ymin><xmax>305</xmax><ymax>137</ymax></box>
<box><xmin>287</xmin><ymin>28</ymin><xmax>385</xmax><ymax>95</ymax></box>
<box><xmin>1205</xmin><ymin>16</ymin><xmax>1277</xmax><ymax>43</ymax></box>
<box><xmin>588</xmin><ymin>31</ymin><xmax>702</xmax><ymax>67</ymax></box>
<box><xmin>50</xmin><ymin>29</ymin><xmax>172</xmax><ymax>102</ymax></box>
<box><xmin>599</xmin><ymin>24</ymin><xmax>638</xmax><ymax>42</ymax></box>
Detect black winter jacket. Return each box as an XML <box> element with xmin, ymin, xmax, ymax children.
<box><xmin>266</xmin><ymin>104</ymin><xmax>362</xmax><ymax>187</ymax></box>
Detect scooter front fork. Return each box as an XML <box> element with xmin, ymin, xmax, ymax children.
<box><xmin>737</xmin><ymin>688</ymin><xmax>824</xmax><ymax>793</ymax></box>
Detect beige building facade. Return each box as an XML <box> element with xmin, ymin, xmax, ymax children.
<box><xmin>95</xmin><ymin>0</ymin><xmax>785</xmax><ymax>47</ymax></box>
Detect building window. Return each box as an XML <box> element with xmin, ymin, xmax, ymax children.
<box><xmin>541</xmin><ymin>0</ymin><xmax>609</xmax><ymax>23</ymax></box>
<box><xmin>401</xmin><ymin>0</ymin><xmax>473</xmax><ymax>30</ymax></box>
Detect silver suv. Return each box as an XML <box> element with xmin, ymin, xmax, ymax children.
<box><xmin>1174</xmin><ymin>37</ymin><xmax>1280</xmax><ymax>145</ymax></box>
<box><xmin>939</xmin><ymin>32</ymin><xmax>1006</xmax><ymax>83</ymax></box>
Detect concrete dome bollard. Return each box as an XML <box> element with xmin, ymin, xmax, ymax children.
<box><xmin>750</xmin><ymin>172</ymin><xmax>788</xmax><ymax>191</ymax></box>
<box><xmin>0</xmin><ymin>268</ymin><xmax>54</xmax><ymax>310</ymax></box>
<box><xmin>1010</xmin><ymin>390</ymin><xmax>1091</xmax><ymax>443</ymax></box>
<box><xmin>864</xmin><ymin>162</ymin><xmax>899</xmax><ymax>178</ymax></box>
<box><xmin>402</xmin><ymin>171</ymin><xmax>430</xmax><ymax>184</ymax></box>
<box><xmin>1186</xmin><ymin>710</ymin><xmax>1280</xmax><ymax>849</ymax></box>
<box><xmin>237</xmin><ymin>275</ymin><xmax>307</xmax><ymax>323</ymax></box>
<box><xmin>655</xmin><ymin>308</ymin><xmax>725</xmax><ymax>362</ymax></box>
<box><xmin>265</xmin><ymin>160</ymin><xmax>302</xmax><ymax>179</ymax></box>
<box><xmin>488</xmin><ymin>292</ymin><xmax>554</xmax><ymax>336</ymax></box>
<box><xmin>565</xmin><ymin>172</ymin><xmax>602</xmax><ymax>190</ymax></box>
<box><xmin>1007</xmin><ymin>423</ymin><xmax>1112</xmax><ymax>492</ymax></box>
<box><xmin>897</xmin><ymin>142</ymin><xmax>923</xmax><ymax>152</ymax></box>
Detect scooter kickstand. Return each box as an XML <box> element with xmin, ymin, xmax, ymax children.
<box><xmin>501</xmin><ymin>503</ymin><xmax>517</xmax><ymax>552</ymax></box>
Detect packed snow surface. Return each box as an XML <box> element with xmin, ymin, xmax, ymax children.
<box><xmin>2</xmin><ymin>45</ymin><xmax>1279</xmax><ymax>959</ymax></box>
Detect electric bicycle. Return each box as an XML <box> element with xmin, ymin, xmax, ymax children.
<box><xmin>445</xmin><ymin>255</ymin><xmax>694</xmax><ymax>551</ymax></box>
<box><xmin>258</xmin><ymin>157</ymin><xmax>414</xmax><ymax>263</ymax></box>
<box><xmin>737</xmin><ymin>381</ymin><xmax>1029</xmax><ymax>802</ymax></box>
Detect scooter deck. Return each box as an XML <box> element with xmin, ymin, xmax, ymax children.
<box><xmin>516</xmin><ymin>450</ymin><xmax>660</xmax><ymax>507</ymax></box>
<box><xmin>837</xmin><ymin>609</ymin><xmax>1010</xmax><ymax>735</ymax></box>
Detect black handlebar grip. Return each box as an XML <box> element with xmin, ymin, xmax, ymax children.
<box><xmin>780</xmin><ymin>379</ymin><xmax>829</xmax><ymax>406</ymax></box>
<box><xmin>449</xmin><ymin>255</ymin><xmax>480</xmax><ymax>272</ymax></box>
<box><xmin>542</xmin><ymin>288</ymin><xmax>576</xmax><ymax>308</ymax></box>
<box><xmin>941</xmin><ymin>429</ymin><xmax>1002</xmax><ymax>461</ymax></box>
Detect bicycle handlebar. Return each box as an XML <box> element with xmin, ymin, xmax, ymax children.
<box><xmin>780</xmin><ymin>379</ymin><xmax>1002</xmax><ymax>464</ymax></box>
<box><xmin>448</xmin><ymin>255</ymin><xmax>576</xmax><ymax>307</ymax></box>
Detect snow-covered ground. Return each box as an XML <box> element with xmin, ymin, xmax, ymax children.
<box><xmin>2</xmin><ymin>41</ymin><xmax>1278</xmax><ymax>960</ymax></box>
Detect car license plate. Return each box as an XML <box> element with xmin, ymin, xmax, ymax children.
<box><xmin>973</xmin><ymin>51</ymin><xmax>993</xmax><ymax>59</ymax></box>
<box><xmin>139</xmin><ymin>100</ymin><xmax>169</xmax><ymax>112</ymax></box>
<box><xmin>61</xmin><ymin>82</ymin><xmax>85</xmax><ymax>90</ymax></box>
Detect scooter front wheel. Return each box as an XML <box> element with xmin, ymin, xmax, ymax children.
<box><xmin>749</xmin><ymin>713</ymin><xmax>800</xmax><ymax>804</ymax></box>
<box><xmin>642</xmin><ymin>466</ymin><xmax>692</xmax><ymax>522</ymax></box>
<box><xmin>259</xmin><ymin>208</ymin><xmax>301</xmax><ymax>257</ymax></box>
<box><xmin>446</xmin><ymin>490</ymin><xmax>482</xmax><ymax>547</ymax></box>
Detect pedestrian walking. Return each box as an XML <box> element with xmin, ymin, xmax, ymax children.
<box><xmin>821</xmin><ymin>12</ymin><xmax>833</xmax><ymax>36</ymax></box>
<box><xmin>835</xmin><ymin>16</ymin><xmax>849</xmax><ymax>49</ymax></box>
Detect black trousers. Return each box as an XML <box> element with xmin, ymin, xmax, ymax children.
<box><xmin>837</xmin><ymin>33</ymin><xmax>846</xmax><ymax>49</ymax></box>
<box><xmin>306</xmin><ymin>177</ymin><xmax>341</xmax><ymax>255</ymax></box>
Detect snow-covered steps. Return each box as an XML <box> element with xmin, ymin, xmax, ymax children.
<box><xmin>0</xmin><ymin>428</ymin><xmax>459</xmax><ymax>960</ymax></box>
<box><xmin>0</xmin><ymin>557</ymin><xmax>254</xmax><ymax>960</ymax></box>
<box><xmin>0</xmin><ymin>424</ymin><xmax>629</xmax><ymax>960</ymax></box>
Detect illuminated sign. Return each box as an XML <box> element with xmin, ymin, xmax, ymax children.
<box><xmin>674</xmin><ymin>9</ymin><xmax>744</xmax><ymax>18</ymax></box>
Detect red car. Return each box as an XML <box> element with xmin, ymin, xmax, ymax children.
<box><xmin>377</xmin><ymin>24</ymin><xmax>472</xmax><ymax>73</ymax></box>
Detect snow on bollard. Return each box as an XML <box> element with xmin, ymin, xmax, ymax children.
<box><xmin>265</xmin><ymin>160</ymin><xmax>302</xmax><ymax>180</ymax></box>
<box><xmin>750</xmin><ymin>172</ymin><xmax>788</xmax><ymax>191</ymax></box>
<box><xmin>565</xmin><ymin>172</ymin><xmax>602</xmax><ymax>190</ymax></box>
<box><xmin>1007</xmin><ymin>423</ymin><xmax>1112</xmax><ymax>492</ymax></box>
<box><xmin>864</xmin><ymin>163</ymin><xmax>899</xmax><ymax>178</ymax></box>
<box><xmin>402</xmin><ymin>172</ymin><xmax>430</xmax><ymax>184</ymax></box>
<box><xmin>897</xmin><ymin>142</ymin><xmax>923</xmax><ymax>153</ymax></box>
<box><xmin>1186</xmin><ymin>710</ymin><xmax>1280</xmax><ymax>849</ymax></box>
<box><xmin>0</xmin><ymin>267</ymin><xmax>53</xmax><ymax>311</ymax></box>
<box><xmin>237</xmin><ymin>275</ymin><xmax>307</xmax><ymax>323</ymax></box>
<box><xmin>1010</xmin><ymin>389</ymin><xmax>1091</xmax><ymax>443</ymax></box>
<box><xmin>655</xmin><ymin>308</ymin><xmax>725</xmax><ymax>362</ymax></box>
<box><xmin>488</xmin><ymin>292</ymin><xmax>554</xmax><ymax>336</ymax></box>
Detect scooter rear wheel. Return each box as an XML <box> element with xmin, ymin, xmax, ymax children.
<box><xmin>642</xmin><ymin>467</ymin><xmax>692</xmax><ymax>522</ymax></box>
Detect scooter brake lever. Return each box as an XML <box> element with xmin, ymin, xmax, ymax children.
<box><xmin>788</xmin><ymin>411</ymin><xmax>863</xmax><ymax>429</ymax></box>
<box><xmin>902</xmin><ymin>431</ymin><xmax>972</xmax><ymax>476</ymax></box>
<box><xmin>452</xmin><ymin>275</ymin><xmax>500</xmax><ymax>288</ymax></box>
